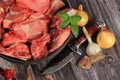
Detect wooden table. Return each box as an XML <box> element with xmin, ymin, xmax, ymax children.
<box><xmin>0</xmin><ymin>0</ymin><xmax>120</xmax><ymax>80</ymax></box>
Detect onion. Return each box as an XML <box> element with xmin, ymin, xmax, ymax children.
<box><xmin>77</xmin><ymin>5</ymin><xmax>89</xmax><ymax>27</ymax></box>
<box><xmin>97</xmin><ymin>27</ymin><xmax>116</xmax><ymax>49</ymax></box>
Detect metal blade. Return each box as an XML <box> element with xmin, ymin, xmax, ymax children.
<box><xmin>42</xmin><ymin>52</ymin><xmax>74</xmax><ymax>74</ymax></box>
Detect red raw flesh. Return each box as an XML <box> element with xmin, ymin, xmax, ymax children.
<box><xmin>2</xmin><ymin>0</ymin><xmax>15</xmax><ymax>6</ymax></box>
<box><xmin>2</xmin><ymin>16</ymin><xmax>49</xmax><ymax>47</ymax></box>
<box><xmin>49</xmin><ymin>27</ymin><xmax>70</xmax><ymax>52</ymax></box>
<box><xmin>4</xmin><ymin>69</ymin><xmax>15</xmax><ymax>80</ymax></box>
<box><xmin>0</xmin><ymin>67</ymin><xmax>16</xmax><ymax>80</ymax></box>
<box><xmin>31</xmin><ymin>34</ymin><xmax>50</xmax><ymax>60</ymax></box>
<box><xmin>16</xmin><ymin>0</ymin><xmax>51</xmax><ymax>13</ymax></box>
<box><xmin>0</xmin><ymin>6</ymin><xmax>5</xmax><ymax>16</ymax></box>
<box><xmin>19</xmin><ymin>19</ymin><xmax>48</xmax><ymax>40</ymax></box>
<box><xmin>0</xmin><ymin>43</ymin><xmax>31</xmax><ymax>61</ymax></box>
<box><xmin>0</xmin><ymin>0</ymin><xmax>72</xmax><ymax>61</ymax></box>
<box><xmin>49</xmin><ymin>16</ymin><xmax>61</xmax><ymax>28</ymax></box>
<box><xmin>0</xmin><ymin>2</ymin><xmax>8</xmax><ymax>21</ymax></box>
<box><xmin>46</xmin><ymin>0</ymin><xmax>65</xmax><ymax>17</ymax></box>
<box><xmin>2</xmin><ymin>30</ymin><xmax>27</xmax><ymax>47</ymax></box>
<box><xmin>0</xmin><ymin>23</ymin><xmax>4</xmax><ymax>39</ymax></box>
<box><xmin>3</xmin><ymin>5</ymin><xmax>32</xmax><ymax>28</ymax></box>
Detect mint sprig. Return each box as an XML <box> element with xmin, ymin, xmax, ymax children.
<box><xmin>57</xmin><ymin>12</ymin><xmax>70</xmax><ymax>28</ymax></box>
<box><xmin>57</xmin><ymin>12</ymin><xmax>81</xmax><ymax>38</ymax></box>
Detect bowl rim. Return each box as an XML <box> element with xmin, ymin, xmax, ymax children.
<box><xmin>0</xmin><ymin>34</ymin><xmax>73</xmax><ymax>65</ymax></box>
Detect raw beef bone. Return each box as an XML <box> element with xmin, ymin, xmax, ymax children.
<box><xmin>16</xmin><ymin>0</ymin><xmax>51</xmax><ymax>13</ymax></box>
<box><xmin>16</xmin><ymin>0</ymin><xmax>65</xmax><ymax>16</ymax></box>
<box><xmin>3</xmin><ymin>5</ymin><xmax>32</xmax><ymax>29</ymax></box>
<box><xmin>0</xmin><ymin>4</ymin><xmax>5</xmax><ymax>17</ymax></box>
<box><xmin>0</xmin><ymin>2</ymin><xmax>9</xmax><ymax>21</ymax></box>
<box><xmin>2</xmin><ymin>0</ymin><xmax>15</xmax><ymax>6</ymax></box>
<box><xmin>2</xmin><ymin>30</ymin><xmax>27</xmax><ymax>47</ymax></box>
<box><xmin>46</xmin><ymin>0</ymin><xmax>65</xmax><ymax>17</ymax></box>
<box><xmin>31</xmin><ymin>34</ymin><xmax>50</xmax><ymax>60</ymax></box>
<box><xmin>0</xmin><ymin>43</ymin><xmax>31</xmax><ymax>61</ymax></box>
<box><xmin>20</xmin><ymin>20</ymin><xmax>48</xmax><ymax>40</ymax></box>
<box><xmin>2</xmin><ymin>14</ymin><xmax>49</xmax><ymax>47</ymax></box>
<box><xmin>49</xmin><ymin>27</ymin><xmax>70</xmax><ymax>53</ymax></box>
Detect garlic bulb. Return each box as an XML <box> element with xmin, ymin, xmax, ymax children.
<box><xmin>86</xmin><ymin>42</ymin><xmax>102</xmax><ymax>56</ymax></box>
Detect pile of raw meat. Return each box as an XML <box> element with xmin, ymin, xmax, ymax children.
<box><xmin>0</xmin><ymin>0</ymin><xmax>71</xmax><ymax>61</ymax></box>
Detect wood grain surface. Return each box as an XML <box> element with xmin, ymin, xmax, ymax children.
<box><xmin>0</xmin><ymin>0</ymin><xmax>120</xmax><ymax>80</ymax></box>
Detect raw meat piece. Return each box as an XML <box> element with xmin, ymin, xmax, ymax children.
<box><xmin>2</xmin><ymin>16</ymin><xmax>49</xmax><ymax>47</ymax></box>
<box><xmin>0</xmin><ymin>23</ymin><xmax>4</xmax><ymax>39</ymax></box>
<box><xmin>0</xmin><ymin>0</ymin><xmax>71</xmax><ymax>61</ymax></box>
<box><xmin>12</xmin><ymin>19</ymin><xmax>48</xmax><ymax>40</ymax></box>
<box><xmin>0</xmin><ymin>5</ymin><xmax>5</xmax><ymax>16</ymax></box>
<box><xmin>49</xmin><ymin>27</ymin><xmax>70</xmax><ymax>52</ymax></box>
<box><xmin>31</xmin><ymin>34</ymin><xmax>50</xmax><ymax>60</ymax></box>
<box><xmin>0</xmin><ymin>43</ymin><xmax>31</xmax><ymax>61</ymax></box>
<box><xmin>29</xmin><ymin>13</ymin><xmax>50</xmax><ymax>24</ymax></box>
<box><xmin>0</xmin><ymin>17</ymin><xmax>3</xmax><ymax>23</ymax></box>
<box><xmin>16</xmin><ymin>0</ymin><xmax>51</xmax><ymax>13</ymax></box>
<box><xmin>2</xmin><ymin>0</ymin><xmax>15</xmax><ymax>6</ymax></box>
<box><xmin>46</xmin><ymin>0</ymin><xmax>65</xmax><ymax>17</ymax></box>
<box><xmin>2</xmin><ymin>30</ymin><xmax>27</xmax><ymax>47</ymax></box>
<box><xmin>0</xmin><ymin>67</ymin><xmax>16</xmax><ymax>80</ymax></box>
<box><xmin>3</xmin><ymin>5</ymin><xmax>32</xmax><ymax>28</ymax></box>
<box><xmin>49</xmin><ymin>16</ymin><xmax>61</xmax><ymax>28</ymax></box>
<box><xmin>4</xmin><ymin>68</ymin><xmax>15</xmax><ymax>80</ymax></box>
<box><xmin>29</xmin><ymin>13</ymin><xmax>47</xmax><ymax>21</ymax></box>
<box><xmin>0</xmin><ymin>2</ymin><xmax>8</xmax><ymax>17</ymax></box>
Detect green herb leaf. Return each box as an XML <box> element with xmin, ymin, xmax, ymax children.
<box><xmin>70</xmin><ymin>15</ymin><xmax>81</xmax><ymax>24</ymax></box>
<box><xmin>57</xmin><ymin>12</ymin><xmax>81</xmax><ymax>37</ymax></box>
<box><xmin>57</xmin><ymin>12</ymin><xmax>70</xmax><ymax>28</ymax></box>
<box><xmin>57</xmin><ymin>12</ymin><xmax>69</xmax><ymax>21</ymax></box>
<box><xmin>60</xmin><ymin>19</ymin><xmax>70</xmax><ymax>28</ymax></box>
<box><xmin>70</xmin><ymin>24</ymin><xmax>79</xmax><ymax>38</ymax></box>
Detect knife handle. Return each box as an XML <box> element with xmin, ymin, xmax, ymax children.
<box><xmin>75</xmin><ymin>21</ymin><xmax>105</xmax><ymax>45</ymax></box>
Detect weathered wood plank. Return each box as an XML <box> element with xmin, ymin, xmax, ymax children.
<box><xmin>13</xmin><ymin>63</ymin><xmax>28</xmax><ymax>80</ymax></box>
<box><xmin>68</xmin><ymin>0</ymin><xmax>120</xmax><ymax>80</ymax></box>
<box><xmin>0</xmin><ymin>0</ymin><xmax>120</xmax><ymax>80</ymax></box>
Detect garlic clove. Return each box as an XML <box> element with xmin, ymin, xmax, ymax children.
<box><xmin>78</xmin><ymin>56</ymin><xmax>92</xmax><ymax>69</ymax></box>
<box><xmin>86</xmin><ymin>42</ymin><xmax>102</xmax><ymax>56</ymax></box>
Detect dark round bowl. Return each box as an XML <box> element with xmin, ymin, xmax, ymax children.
<box><xmin>0</xmin><ymin>34</ymin><xmax>73</xmax><ymax>65</ymax></box>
